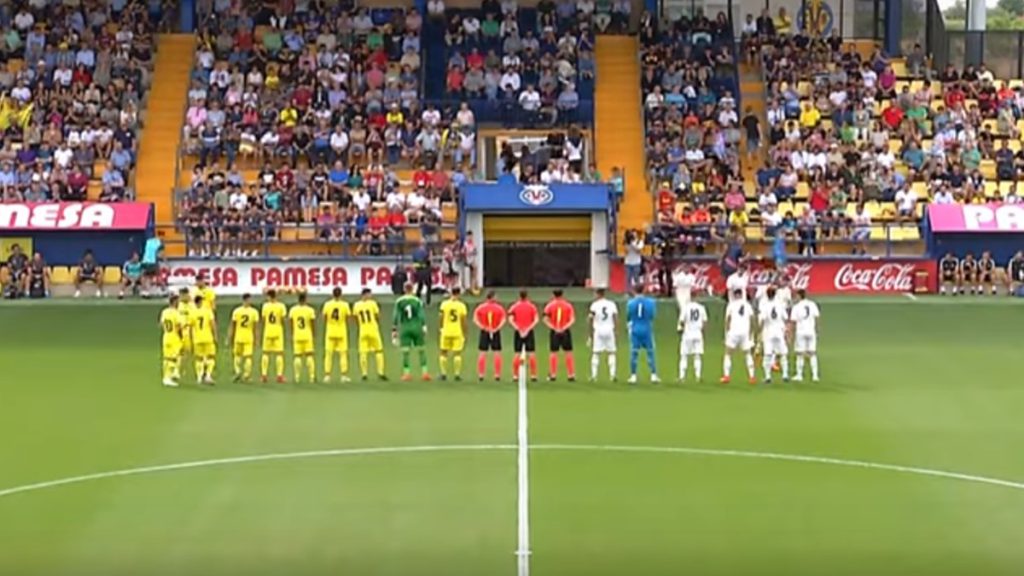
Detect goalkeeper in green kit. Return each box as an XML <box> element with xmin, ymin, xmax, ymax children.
<box><xmin>392</xmin><ymin>283</ymin><xmax>431</xmax><ymax>381</ymax></box>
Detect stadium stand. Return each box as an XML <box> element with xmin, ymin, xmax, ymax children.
<box><xmin>173</xmin><ymin>2</ymin><xmax>461</xmax><ymax>258</ymax></box>
<box><xmin>423</xmin><ymin>0</ymin><xmax>598</xmax><ymax>126</ymax></box>
<box><xmin>0</xmin><ymin>0</ymin><xmax>168</xmax><ymax>204</ymax></box>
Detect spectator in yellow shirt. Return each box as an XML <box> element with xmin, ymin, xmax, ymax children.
<box><xmin>799</xmin><ymin>103</ymin><xmax>820</xmax><ymax>129</ymax></box>
<box><xmin>279</xmin><ymin>104</ymin><xmax>299</xmax><ymax>128</ymax></box>
<box><xmin>774</xmin><ymin>7</ymin><xmax>792</xmax><ymax>35</ymax></box>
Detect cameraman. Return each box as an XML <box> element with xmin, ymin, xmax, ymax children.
<box><xmin>623</xmin><ymin>229</ymin><xmax>644</xmax><ymax>289</ymax></box>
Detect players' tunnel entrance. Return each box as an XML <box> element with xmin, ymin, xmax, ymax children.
<box><xmin>484</xmin><ymin>242</ymin><xmax>591</xmax><ymax>286</ymax></box>
<box><xmin>482</xmin><ymin>215</ymin><xmax>591</xmax><ymax>286</ymax></box>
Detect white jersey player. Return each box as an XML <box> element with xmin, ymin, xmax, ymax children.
<box><xmin>588</xmin><ymin>288</ymin><xmax>618</xmax><ymax>381</ymax></box>
<box><xmin>726</xmin><ymin>268</ymin><xmax>750</xmax><ymax>301</ymax></box>
<box><xmin>758</xmin><ymin>287</ymin><xmax>790</xmax><ymax>383</ymax></box>
<box><xmin>677</xmin><ymin>295</ymin><xmax>707</xmax><ymax>382</ymax></box>
<box><xmin>789</xmin><ymin>289</ymin><xmax>820</xmax><ymax>382</ymax></box>
<box><xmin>721</xmin><ymin>289</ymin><xmax>757</xmax><ymax>384</ymax></box>
<box><xmin>673</xmin><ymin>266</ymin><xmax>697</xmax><ymax>318</ymax></box>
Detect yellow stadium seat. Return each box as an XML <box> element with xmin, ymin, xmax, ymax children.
<box><xmin>892</xmin><ymin>61</ymin><xmax>908</xmax><ymax>77</ymax></box>
<box><xmin>878</xmin><ymin>202</ymin><xmax>896</xmax><ymax>220</ymax></box>
<box><xmin>909</xmin><ymin>80</ymin><xmax>924</xmax><ymax>93</ymax></box>
<box><xmin>51</xmin><ymin>267</ymin><xmax>71</xmax><ymax>285</ymax></box>
<box><xmin>911</xmin><ymin>181</ymin><xmax>928</xmax><ymax>198</ymax></box>
<box><xmin>103</xmin><ymin>266</ymin><xmax>121</xmax><ymax>284</ymax></box>
<box><xmin>1010</xmin><ymin>79</ymin><xmax>1024</xmax><ymax>89</ymax></box>
<box><xmin>999</xmin><ymin>181</ymin><xmax>1014</xmax><ymax>195</ymax></box>
<box><xmin>441</xmin><ymin>202</ymin><xmax>458</xmax><ymax>222</ymax></box>
<box><xmin>980</xmin><ymin>160</ymin><xmax>996</xmax><ymax>180</ymax></box>
<box><xmin>894</xmin><ymin>81</ymin><xmax>909</xmax><ymax>93</ymax></box>
<box><xmin>1009</xmin><ymin>140</ymin><xmax>1022</xmax><ymax>153</ymax></box>
<box><xmin>984</xmin><ymin>181</ymin><xmax>998</xmax><ymax>197</ymax></box>
<box><xmin>921</xmin><ymin>139</ymin><xmax>933</xmax><ymax>153</ymax></box>
<box><xmin>795</xmin><ymin>181</ymin><xmax>809</xmax><ymax>199</ymax></box>
<box><xmin>746</xmin><ymin>226</ymin><xmax>764</xmax><ymax>241</ymax></box>
<box><xmin>870</xmin><ymin>227</ymin><xmax>888</xmax><ymax>241</ymax></box>
<box><xmin>295</xmin><ymin>227</ymin><xmax>316</xmax><ymax>241</ymax></box>
<box><xmin>778</xmin><ymin>201</ymin><xmax>795</xmax><ymax>216</ymax></box>
<box><xmin>405</xmin><ymin>227</ymin><xmax>423</xmax><ymax>243</ymax></box>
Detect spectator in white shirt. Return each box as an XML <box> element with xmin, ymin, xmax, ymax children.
<box><xmin>894</xmin><ymin>187</ymin><xmax>918</xmax><ymax>222</ymax></box>
<box><xmin>463</xmin><ymin>15</ymin><xmax>481</xmax><ymax>40</ymax></box>
<box><xmin>933</xmin><ymin>187</ymin><xmax>955</xmax><ymax>204</ymax></box>
<box><xmin>500</xmin><ymin>69</ymin><xmax>521</xmax><ymax>92</ymax></box>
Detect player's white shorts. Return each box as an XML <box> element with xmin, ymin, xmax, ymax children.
<box><xmin>592</xmin><ymin>330</ymin><xmax>616</xmax><ymax>353</ymax></box>
<box><xmin>680</xmin><ymin>335</ymin><xmax>704</xmax><ymax>356</ymax></box>
<box><xmin>724</xmin><ymin>333</ymin><xmax>753</xmax><ymax>351</ymax></box>
<box><xmin>763</xmin><ymin>334</ymin><xmax>789</xmax><ymax>356</ymax></box>
<box><xmin>794</xmin><ymin>334</ymin><xmax>817</xmax><ymax>354</ymax></box>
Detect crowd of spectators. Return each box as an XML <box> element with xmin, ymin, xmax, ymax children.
<box><xmin>639</xmin><ymin>9</ymin><xmax>740</xmax><ymax>218</ymax></box>
<box><xmin>432</xmin><ymin>0</ymin><xmax>613</xmax><ymax>126</ymax></box>
<box><xmin>0</xmin><ymin>0</ymin><xmax>163</xmax><ymax>204</ymax></box>
<box><xmin>647</xmin><ymin>9</ymin><xmax>1024</xmax><ymax>258</ymax></box>
<box><xmin>746</xmin><ymin>13</ymin><xmax>1024</xmax><ymax>254</ymax></box>
<box><xmin>180</xmin><ymin>1</ymin><xmax>468</xmax><ymax>257</ymax></box>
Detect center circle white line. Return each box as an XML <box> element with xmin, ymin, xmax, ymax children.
<box><xmin>1</xmin><ymin>443</ymin><xmax>1022</xmax><ymax>500</ymax></box>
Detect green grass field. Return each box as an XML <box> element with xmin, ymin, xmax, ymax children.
<box><xmin>1</xmin><ymin>292</ymin><xmax>1023</xmax><ymax>576</ymax></box>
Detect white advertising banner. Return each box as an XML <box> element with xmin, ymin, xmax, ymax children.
<box><xmin>161</xmin><ymin>260</ymin><xmax>445</xmax><ymax>295</ymax></box>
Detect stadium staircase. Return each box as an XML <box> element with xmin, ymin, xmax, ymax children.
<box><xmin>594</xmin><ymin>36</ymin><xmax>650</xmax><ymax>247</ymax></box>
<box><xmin>136</xmin><ymin>34</ymin><xmax>195</xmax><ymax>256</ymax></box>
<box><xmin>739</xmin><ymin>60</ymin><xmax>767</xmax><ymax>184</ymax></box>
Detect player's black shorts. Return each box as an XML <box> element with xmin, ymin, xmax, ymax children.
<box><xmin>549</xmin><ymin>330</ymin><xmax>573</xmax><ymax>352</ymax></box>
<box><xmin>478</xmin><ymin>331</ymin><xmax>502</xmax><ymax>351</ymax></box>
<box><xmin>981</xmin><ymin>270</ymin><xmax>994</xmax><ymax>283</ymax></box>
<box><xmin>79</xmin><ymin>270</ymin><xmax>98</xmax><ymax>282</ymax></box>
<box><xmin>942</xmin><ymin>271</ymin><xmax>956</xmax><ymax>282</ymax></box>
<box><xmin>512</xmin><ymin>330</ymin><xmax>535</xmax><ymax>353</ymax></box>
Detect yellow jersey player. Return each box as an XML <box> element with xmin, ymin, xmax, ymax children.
<box><xmin>289</xmin><ymin>292</ymin><xmax>318</xmax><ymax>382</ymax></box>
<box><xmin>438</xmin><ymin>288</ymin><xmax>469</xmax><ymax>380</ymax></box>
<box><xmin>159</xmin><ymin>294</ymin><xmax>184</xmax><ymax>387</ymax></box>
<box><xmin>228</xmin><ymin>293</ymin><xmax>260</xmax><ymax>382</ymax></box>
<box><xmin>190</xmin><ymin>295</ymin><xmax>218</xmax><ymax>384</ymax></box>
<box><xmin>176</xmin><ymin>287</ymin><xmax>196</xmax><ymax>365</ymax></box>
<box><xmin>352</xmin><ymin>288</ymin><xmax>386</xmax><ymax>380</ymax></box>
<box><xmin>321</xmin><ymin>287</ymin><xmax>352</xmax><ymax>382</ymax></box>
<box><xmin>193</xmin><ymin>274</ymin><xmax>217</xmax><ymax>312</ymax></box>
<box><xmin>261</xmin><ymin>289</ymin><xmax>288</xmax><ymax>383</ymax></box>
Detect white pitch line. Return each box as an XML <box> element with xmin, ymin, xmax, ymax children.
<box><xmin>3</xmin><ymin>443</ymin><xmax>1024</xmax><ymax>502</ymax></box>
<box><xmin>516</xmin><ymin>350</ymin><xmax>532</xmax><ymax>576</ymax></box>
<box><xmin>904</xmin><ymin>293</ymin><xmax>919</xmax><ymax>301</ymax></box>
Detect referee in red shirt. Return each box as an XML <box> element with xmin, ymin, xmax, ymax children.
<box><xmin>508</xmin><ymin>291</ymin><xmax>539</xmax><ymax>381</ymax></box>
<box><xmin>544</xmin><ymin>289</ymin><xmax>576</xmax><ymax>381</ymax></box>
<box><xmin>473</xmin><ymin>291</ymin><xmax>506</xmax><ymax>381</ymax></box>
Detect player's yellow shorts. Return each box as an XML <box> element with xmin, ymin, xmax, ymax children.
<box><xmin>233</xmin><ymin>341</ymin><xmax>254</xmax><ymax>357</ymax></box>
<box><xmin>324</xmin><ymin>336</ymin><xmax>348</xmax><ymax>354</ymax></box>
<box><xmin>162</xmin><ymin>337</ymin><xmax>182</xmax><ymax>359</ymax></box>
<box><xmin>440</xmin><ymin>333</ymin><xmax>465</xmax><ymax>352</ymax></box>
<box><xmin>193</xmin><ymin>341</ymin><xmax>217</xmax><ymax>357</ymax></box>
<box><xmin>359</xmin><ymin>333</ymin><xmax>383</xmax><ymax>353</ymax></box>
<box><xmin>262</xmin><ymin>335</ymin><xmax>284</xmax><ymax>353</ymax></box>
<box><xmin>293</xmin><ymin>339</ymin><xmax>314</xmax><ymax>355</ymax></box>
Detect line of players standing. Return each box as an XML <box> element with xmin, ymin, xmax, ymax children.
<box><xmin>939</xmin><ymin>251</ymin><xmax>1024</xmax><ymax>296</ymax></box>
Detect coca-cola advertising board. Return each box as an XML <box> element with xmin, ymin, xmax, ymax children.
<box><xmin>160</xmin><ymin>260</ymin><xmax>447</xmax><ymax>295</ymax></box>
<box><xmin>609</xmin><ymin>258</ymin><xmax>936</xmax><ymax>294</ymax></box>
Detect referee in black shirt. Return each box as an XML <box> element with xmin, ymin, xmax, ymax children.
<box><xmin>412</xmin><ymin>241</ymin><xmax>432</xmax><ymax>305</ymax></box>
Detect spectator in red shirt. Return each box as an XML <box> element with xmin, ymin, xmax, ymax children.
<box><xmin>881</xmin><ymin>103</ymin><xmax>904</xmax><ymax>130</ymax></box>
<box><xmin>543</xmin><ymin>289</ymin><xmax>576</xmax><ymax>380</ymax></box>
<box><xmin>810</xmin><ymin>183</ymin><xmax>830</xmax><ymax>213</ymax></box>
<box><xmin>473</xmin><ymin>291</ymin><xmax>507</xmax><ymax>380</ymax></box>
<box><xmin>386</xmin><ymin>207</ymin><xmax>407</xmax><ymax>253</ymax></box>
<box><xmin>413</xmin><ymin>166</ymin><xmax>432</xmax><ymax>188</ymax></box>
<box><xmin>446</xmin><ymin>66</ymin><xmax>465</xmax><ymax>95</ymax></box>
<box><xmin>507</xmin><ymin>291</ymin><xmax>539</xmax><ymax>380</ymax></box>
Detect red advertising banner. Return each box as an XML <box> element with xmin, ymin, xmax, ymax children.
<box><xmin>0</xmin><ymin>202</ymin><xmax>153</xmax><ymax>231</ymax></box>
<box><xmin>928</xmin><ymin>203</ymin><xmax>1024</xmax><ymax>233</ymax></box>
<box><xmin>610</xmin><ymin>258</ymin><xmax>936</xmax><ymax>294</ymax></box>
<box><xmin>161</xmin><ymin>259</ymin><xmax>447</xmax><ymax>295</ymax></box>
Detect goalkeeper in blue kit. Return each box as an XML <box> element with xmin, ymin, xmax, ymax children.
<box><xmin>626</xmin><ymin>286</ymin><xmax>660</xmax><ymax>384</ymax></box>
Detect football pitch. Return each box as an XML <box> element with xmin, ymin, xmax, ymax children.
<box><xmin>1</xmin><ymin>292</ymin><xmax>1023</xmax><ymax>576</ymax></box>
